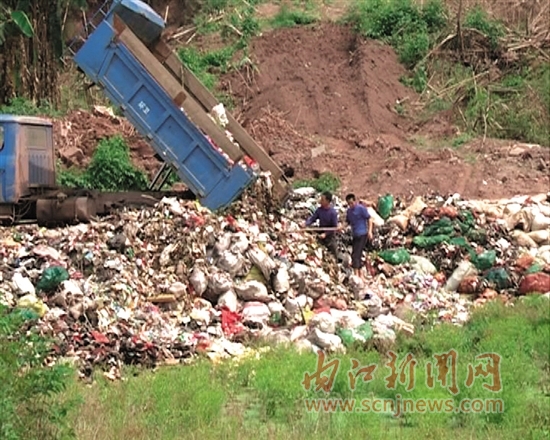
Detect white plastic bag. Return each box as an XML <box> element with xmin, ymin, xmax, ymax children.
<box><xmin>247</xmin><ymin>246</ymin><xmax>278</xmax><ymax>280</ymax></box>
<box><xmin>273</xmin><ymin>265</ymin><xmax>290</xmax><ymax>293</ymax></box>
<box><xmin>214</xmin><ymin>233</ymin><xmax>232</xmax><ymax>255</ymax></box>
<box><xmin>12</xmin><ymin>273</ymin><xmax>36</xmax><ymax>295</ymax></box>
<box><xmin>230</xmin><ymin>232</ymin><xmax>250</xmax><ymax>254</ymax></box>
<box><xmin>528</xmin><ymin>229</ymin><xmax>550</xmax><ymax>245</ymax></box>
<box><xmin>242</xmin><ymin>301</ymin><xmax>271</xmax><ymax>324</ymax></box>
<box><xmin>190</xmin><ymin>267</ymin><xmax>208</xmax><ymax>295</ymax></box>
<box><xmin>217</xmin><ymin>290</ymin><xmax>239</xmax><ymax>312</ymax></box>
<box><xmin>308</xmin><ymin>328</ymin><xmax>344</xmax><ymax>352</ymax></box>
<box><xmin>234</xmin><ymin>280</ymin><xmax>271</xmax><ymax>302</ymax></box>
<box><xmin>510</xmin><ymin>230</ymin><xmax>538</xmax><ymax>248</ymax></box>
<box><xmin>410</xmin><ymin>255</ymin><xmax>437</xmax><ymax>274</ymax></box>
<box><xmin>217</xmin><ymin>250</ymin><xmax>245</xmax><ymax>277</ymax></box>
<box><xmin>309</xmin><ymin>311</ymin><xmax>336</xmax><ymax>334</ymax></box>
<box><xmin>445</xmin><ymin>260</ymin><xmax>477</xmax><ymax>292</ymax></box>
<box><xmin>211</xmin><ymin>103</ymin><xmax>229</xmax><ymax>127</ymax></box>
<box><xmin>208</xmin><ymin>272</ymin><xmax>233</xmax><ymax>295</ymax></box>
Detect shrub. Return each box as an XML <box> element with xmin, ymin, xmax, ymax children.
<box><xmin>0</xmin><ymin>305</ymin><xmax>76</xmax><ymax>440</ymax></box>
<box><xmin>293</xmin><ymin>172</ymin><xmax>341</xmax><ymax>193</ymax></box>
<box><xmin>344</xmin><ymin>0</ymin><xmax>448</xmax><ymax>68</ymax></box>
<box><xmin>270</xmin><ymin>6</ymin><xmax>318</xmax><ymax>28</ymax></box>
<box><xmin>0</xmin><ymin>97</ymin><xmax>60</xmax><ymax>117</ymax></box>
<box><xmin>464</xmin><ymin>6</ymin><xmax>505</xmax><ymax>49</ymax></box>
<box><xmin>57</xmin><ymin>136</ymin><xmax>150</xmax><ymax>191</ymax></box>
<box><xmin>86</xmin><ymin>136</ymin><xmax>149</xmax><ymax>191</ymax></box>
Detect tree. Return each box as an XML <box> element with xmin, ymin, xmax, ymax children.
<box><xmin>0</xmin><ymin>0</ymin><xmax>85</xmax><ymax>107</ymax></box>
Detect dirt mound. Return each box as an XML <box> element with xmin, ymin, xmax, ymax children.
<box><xmin>224</xmin><ymin>23</ymin><xmax>413</xmax><ymax>140</ymax></box>
<box><xmin>221</xmin><ymin>23</ymin><xmax>549</xmax><ymax>200</ymax></box>
<box><xmin>54</xmin><ymin>109</ymin><xmax>161</xmax><ymax>177</ymax></box>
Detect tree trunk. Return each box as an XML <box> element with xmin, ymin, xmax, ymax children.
<box><xmin>0</xmin><ymin>0</ymin><xmax>64</xmax><ymax>107</ymax></box>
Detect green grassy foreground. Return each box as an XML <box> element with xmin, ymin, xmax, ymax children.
<box><xmin>64</xmin><ymin>296</ymin><xmax>550</xmax><ymax>440</ymax></box>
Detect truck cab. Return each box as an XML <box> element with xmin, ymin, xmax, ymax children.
<box><xmin>0</xmin><ymin>116</ymin><xmax>56</xmax><ymax>214</ymax></box>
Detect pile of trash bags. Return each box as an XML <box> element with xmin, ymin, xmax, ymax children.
<box><xmin>1</xmin><ymin>174</ymin><xmax>549</xmax><ymax>379</ymax></box>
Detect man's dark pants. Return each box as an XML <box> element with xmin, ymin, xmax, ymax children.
<box><xmin>351</xmin><ymin>234</ymin><xmax>368</xmax><ymax>269</ymax></box>
<box><xmin>319</xmin><ymin>234</ymin><xmax>339</xmax><ymax>260</ymax></box>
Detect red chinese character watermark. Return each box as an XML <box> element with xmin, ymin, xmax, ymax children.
<box><xmin>426</xmin><ymin>349</ymin><xmax>460</xmax><ymax>395</ymax></box>
<box><xmin>465</xmin><ymin>353</ymin><xmax>502</xmax><ymax>392</ymax></box>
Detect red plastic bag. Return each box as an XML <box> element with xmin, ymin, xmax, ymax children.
<box><xmin>519</xmin><ymin>273</ymin><xmax>550</xmax><ymax>295</ymax></box>
<box><xmin>221</xmin><ymin>307</ymin><xmax>244</xmax><ymax>337</ymax></box>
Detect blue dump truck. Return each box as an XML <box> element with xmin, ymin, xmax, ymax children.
<box><xmin>0</xmin><ymin>0</ymin><xmax>289</xmax><ymax>225</ymax></box>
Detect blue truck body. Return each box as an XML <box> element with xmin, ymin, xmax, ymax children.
<box><xmin>0</xmin><ymin>0</ymin><xmax>273</xmax><ymax>217</ymax></box>
<box><xmin>72</xmin><ymin>0</ymin><xmax>256</xmax><ymax>211</ymax></box>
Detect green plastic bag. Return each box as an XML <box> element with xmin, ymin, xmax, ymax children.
<box><xmin>336</xmin><ymin>323</ymin><xmax>373</xmax><ymax>347</ymax></box>
<box><xmin>449</xmin><ymin>236</ymin><xmax>470</xmax><ymax>248</ymax></box>
<box><xmin>413</xmin><ymin>234</ymin><xmax>451</xmax><ymax>248</ymax></box>
<box><xmin>465</xmin><ymin>228</ymin><xmax>487</xmax><ymax>244</ymax></box>
<box><xmin>472</xmin><ymin>250</ymin><xmax>496</xmax><ymax>271</ymax></box>
<box><xmin>484</xmin><ymin>267</ymin><xmax>510</xmax><ymax>290</ymax></box>
<box><xmin>422</xmin><ymin>218</ymin><xmax>454</xmax><ymax>237</ymax></box>
<box><xmin>379</xmin><ymin>248</ymin><xmax>410</xmax><ymax>265</ymax></box>
<box><xmin>36</xmin><ymin>266</ymin><xmax>69</xmax><ymax>292</ymax></box>
<box><xmin>355</xmin><ymin>323</ymin><xmax>373</xmax><ymax>340</ymax></box>
<box><xmin>337</xmin><ymin>328</ymin><xmax>355</xmax><ymax>347</ymax></box>
<box><xmin>526</xmin><ymin>263</ymin><xmax>543</xmax><ymax>274</ymax></box>
<box><xmin>377</xmin><ymin>195</ymin><xmax>394</xmax><ymax>220</ymax></box>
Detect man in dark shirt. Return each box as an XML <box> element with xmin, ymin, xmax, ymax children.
<box><xmin>344</xmin><ymin>193</ymin><xmax>373</xmax><ymax>279</ymax></box>
<box><xmin>304</xmin><ymin>191</ymin><xmax>339</xmax><ymax>260</ymax></box>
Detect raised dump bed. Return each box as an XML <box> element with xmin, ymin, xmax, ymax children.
<box><xmin>72</xmin><ymin>1</ymin><xmax>256</xmax><ymax>211</ymax></box>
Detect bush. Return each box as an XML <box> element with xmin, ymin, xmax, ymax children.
<box><xmin>344</xmin><ymin>0</ymin><xmax>447</xmax><ymax>68</ymax></box>
<box><xmin>0</xmin><ymin>305</ymin><xmax>76</xmax><ymax>440</ymax></box>
<box><xmin>86</xmin><ymin>136</ymin><xmax>149</xmax><ymax>191</ymax></box>
<box><xmin>57</xmin><ymin>136</ymin><xmax>149</xmax><ymax>191</ymax></box>
<box><xmin>0</xmin><ymin>97</ymin><xmax>60</xmax><ymax>117</ymax></box>
<box><xmin>464</xmin><ymin>6</ymin><xmax>505</xmax><ymax>49</ymax></box>
<box><xmin>293</xmin><ymin>172</ymin><xmax>341</xmax><ymax>193</ymax></box>
<box><xmin>178</xmin><ymin>46</ymin><xmax>236</xmax><ymax>91</ymax></box>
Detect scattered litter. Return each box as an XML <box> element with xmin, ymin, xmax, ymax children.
<box><xmin>1</xmin><ymin>176</ymin><xmax>548</xmax><ymax>379</ymax></box>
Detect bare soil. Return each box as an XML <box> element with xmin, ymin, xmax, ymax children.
<box><xmin>221</xmin><ymin>23</ymin><xmax>550</xmax><ymax>201</ymax></box>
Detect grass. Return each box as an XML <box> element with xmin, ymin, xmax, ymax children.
<box><xmin>269</xmin><ymin>5</ymin><xmax>319</xmax><ymax>28</ymax></box>
<box><xmin>63</xmin><ymin>295</ymin><xmax>550</xmax><ymax>439</ymax></box>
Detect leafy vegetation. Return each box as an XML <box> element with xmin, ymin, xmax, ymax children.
<box><xmin>0</xmin><ymin>7</ymin><xmax>34</xmax><ymax>44</ymax></box>
<box><xmin>0</xmin><ymin>0</ymin><xmax>87</xmax><ymax>107</ymax></box>
<box><xmin>0</xmin><ymin>305</ymin><xmax>75</xmax><ymax>440</ymax></box>
<box><xmin>63</xmin><ymin>296</ymin><xmax>549</xmax><ymax>439</ymax></box>
<box><xmin>178</xmin><ymin>46</ymin><xmax>237</xmax><ymax>91</ymax></box>
<box><xmin>464</xmin><ymin>5</ymin><xmax>505</xmax><ymax>49</ymax></box>
<box><xmin>57</xmin><ymin>136</ymin><xmax>149</xmax><ymax>191</ymax></box>
<box><xmin>0</xmin><ymin>96</ymin><xmax>60</xmax><ymax>117</ymax></box>
<box><xmin>343</xmin><ymin>0</ymin><xmax>549</xmax><ymax>145</ymax></box>
<box><xmin>344</xmin><ymin>0</ymin><xmax>447</xmax><ymax>68</ymax></box>
<box><xmin>293</xmin><ymin>172</ymin><xmax>341</xmax><ymax>193</ymax></box>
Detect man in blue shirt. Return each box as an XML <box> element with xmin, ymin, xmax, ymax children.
<box><xmin>304</xmin><ymin>191</ymin><xmax>339</xmax><ymax>260</ymax></box>
<box><xmin>344</xmin><ymin>193</ymin><xmax>373</xmax><ymax>279</ymax></box>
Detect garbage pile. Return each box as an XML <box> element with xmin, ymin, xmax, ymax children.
<box><xmin>1</xmin><ymin>176</ymin><xmax>549</xmax><ymax>379</ymax></box>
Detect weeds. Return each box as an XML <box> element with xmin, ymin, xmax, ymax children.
<box><xmin>270</xmin><ymin>5</ymin><xmax>318</xmax><ymax>28</ymax></box>
<box><xmin>464</xmin><ymin>5</ymin><xmax>505</xmax><ymax>49</ymax></box>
